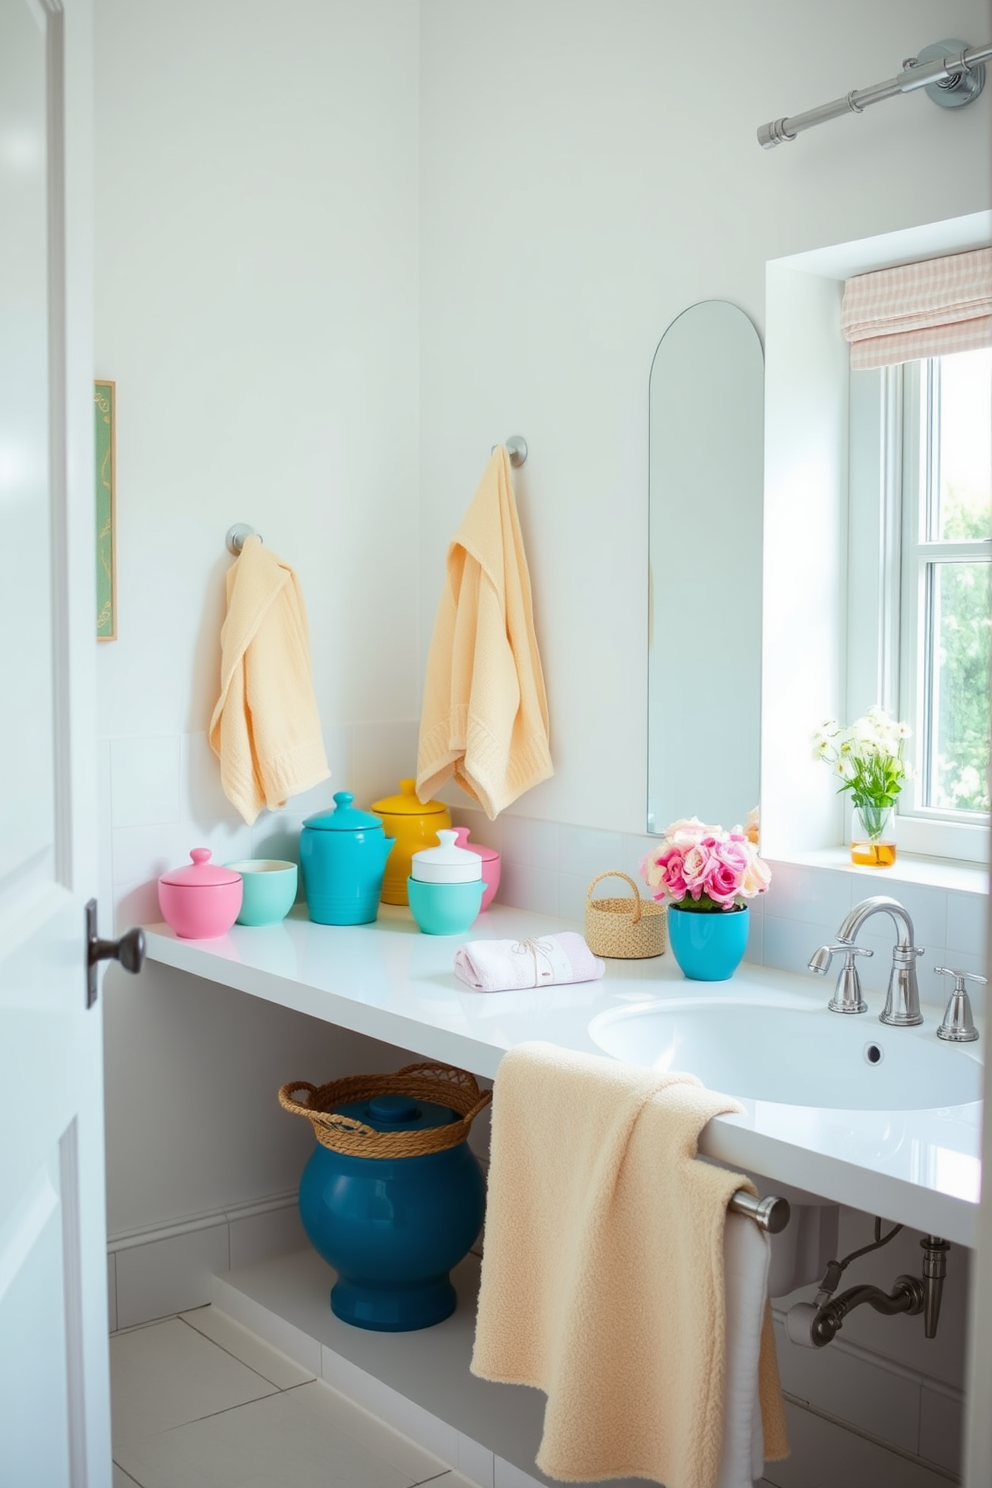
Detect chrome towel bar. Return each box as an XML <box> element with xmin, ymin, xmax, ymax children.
<box><xmin>730</xmin><ymin>1190</ymin><xmax>790</xmax><ymax>1234</ymax></box>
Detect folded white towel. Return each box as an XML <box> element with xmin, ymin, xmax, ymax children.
<box><xmin>454</xmin><ymin>932</ymin><xmax>604</xmax><ymax>991</ymax></box>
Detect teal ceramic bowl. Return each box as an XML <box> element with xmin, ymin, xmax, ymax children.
<box><xmin>226</xmin><ymin>860</ymin><xmax>299</xmax><ymax>926</ymax></box>
<box><xmin>407</xmin><ymin>876</ymin><xmax>484</xmax><ymax>936</ymax></box>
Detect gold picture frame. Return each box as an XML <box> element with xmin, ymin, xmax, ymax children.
<box><xmin>95</xmin><ymin>379</ymin><xmax>116</xmax><ymax>640</ymax></box>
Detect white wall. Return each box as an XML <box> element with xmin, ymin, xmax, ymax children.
<box><xmin>418</xmin><ymin>0</ymin><xmax>992</xmax><ymax>833</ymax></box>
<box><xmin>94</xmin><ymin>0</ymin><xmax>424</xmax><ymax>1242</ymax></box>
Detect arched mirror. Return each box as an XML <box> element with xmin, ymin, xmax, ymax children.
<box><xmin>647</xmin><ymin>301</ymin><xmax>764</xmax><ymax>835</ymax></box>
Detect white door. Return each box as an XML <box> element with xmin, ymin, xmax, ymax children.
<box><xmin>0</xmin><ymin>1</ymin><xmax>116</xmax><ymax>1483</ymax></box>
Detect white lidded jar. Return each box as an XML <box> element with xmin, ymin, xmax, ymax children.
<box><xmin>410</xmin><ymin>829</ymin><xmax>483</xmax><ymax>884</ymax></box>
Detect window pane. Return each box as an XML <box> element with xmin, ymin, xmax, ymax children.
<box><xmin>934</xmin><ymin>348</ymin><xmax>992</xmax><ymax>542</ymax></box>
<box><xmin>927</xmin><ymin>560</ymin><xmax>992</xmax><ymax>812</ymax></box>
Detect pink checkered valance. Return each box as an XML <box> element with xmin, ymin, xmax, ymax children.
<box><xmin>841</xmin><ymin>246</ymin><xmax>992</xmax><ymax>370</ymax></box>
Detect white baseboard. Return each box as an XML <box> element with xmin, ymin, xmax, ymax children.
<box><xmin>107</xmin><ymin>1191</ymin><xmax>305</xmax><ymax>1331</ymax></box>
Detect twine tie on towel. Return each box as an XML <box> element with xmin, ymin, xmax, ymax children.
<box><xmin>513</xmin><ymin>938</ymin><xmax>557</xmax><ymax>983</ymax></box>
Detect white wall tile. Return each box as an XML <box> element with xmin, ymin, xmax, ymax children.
<box><xmin>946</xmin><ymin>888</ymin><xmax>987</xmax><ymax>962</ymax></box>
<box><xmin>773</xmin><ymin>1317</ymin><xmax>920</xmax><ymax>1454</ymax></box>
<box><xmin>181</xmin><ymin>731</ymin><xmax>244</xmax><ymax>829</ymax></box>
<box><xmin>762</xmin><ymin>862</ymin><xmax>854</xmax><ymax>929</ymax></box>
<box><xmin>111</xmin><ymin>735</ymin><xmax>182</xmax><ymax>828</ymax></box>
<box><xmin>528</xmin><ymin>819</ymin><xmax>560</xmax><ymax>870</ymax></box>
<box><xmin>745</xmin><ymin>903</ymin><xmax>764</xmax><ymax>964</ymax></box>
<box><xmin>229</xmin><ymin>1204</ymin><xmax>307</xmax><ymax>1270</ymax></box>
<box><xmin>114</xmin><ymin>1224</ymin><xmax>230</xmax><ymax>1329</ymax></box>
<box><xmin>113</xmin><ymin>878</ymin><xmax>163</xmax><ymax>934</ymax></box>
<box><xmin>761</xmin><ymin>915</ymin><xmax>838</xmax><ymax>980</ymax></box>
<box><xmin>765</xmin><ymin>1399</ymin><xmax>950</xmax><ymax>1488</ymax></box>
<box><xmin>450</xmin><ymin>807</ymin><xmax>503</xmax><ymax>856</ymax></box>
<box><xmin>918</xmin><ymin>1380</ymin><xmax>964</xmax><ymax>1475</ymax></box>
<box><xmin>350</xmin><ymin>720</ymin><xmax>421</xmax><ymax>808</ymax></box>
<box><xmin>111</xmin><ymin>821</ymin><xmax>198</xmax><ymax>887</ymax></box>
<box><xmin>557</xmin><ymin>870</ymin><xmax>591</xmax><ymax>925</ymax></box>
<box><xmin>112</xmin><ymin>820</ymin><xmax>254</xmax><ymax>892</ymax></box>
<box><xmin>556</xmin><ymin>825</ymin><xmax>626</xmax><ymax>887</ymax></box>
<box><xmin>250</xmin><ymin>812</ymin><xmax>306</xmax><ymax>872</ymax></box>
<box><xmin>498</xmin><ymin>815</ymin><xmax>534</xmax><ymax>867</ymax></box>
<box><xmin>870</xmin><ymin>882</ymin><xmax>947</xmax><ymax>959</ymax></box>
<box><xmin>321</xmin><ymin>724</ymin><xmax>353</xmax><ymax>794</ymax></box>
<box><xmin>497</xmin><ymin>861</ymin><xmax>559</xmax><ymax>916</ymax></box>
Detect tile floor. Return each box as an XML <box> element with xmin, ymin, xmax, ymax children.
<box><xmin>110</xmin><ymin>1307</ymin><xmax>476</xmax><ymax>1488</ymax></box>
<box><xmin>112</xmin><ymin>1307</ymin><xmax>941</xmax><ymax>1488</ymax></box>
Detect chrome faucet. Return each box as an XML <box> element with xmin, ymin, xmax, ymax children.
<box><xmin>809</xmin><ymin>895</ymin><xmax>924</xmax><ymax>1026</ymax></box>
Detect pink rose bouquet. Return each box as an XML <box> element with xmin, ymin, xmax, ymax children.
<box><xmin>640</xmin><ymin>816</ymin><xmax>771</xmax><ymax>913</ymax></box>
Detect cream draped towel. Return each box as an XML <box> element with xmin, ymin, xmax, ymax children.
<box><xmin>416</xmin><ymin>447</ymin><xmax>552</xmax><ymax>820</ymax></box>
<box><xmin>471</xmin><ymin>1042</ymin><xmax>788</xmax><ymax>1488</ymax></box>
<box><xmin>209</xmin><ymin>535</ymin><xmax>330</xmax><ymax>825</ymax></box>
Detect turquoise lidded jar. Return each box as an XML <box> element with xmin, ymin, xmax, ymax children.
<box><xmin>300</xmin><ymin>791</ymin><xmax>395</xmax><ymax>925</ymax></box>
<box><xmin>666</xmin><ymin>905</ymin><xmax>750</xmax><ymax>981</ymax></box>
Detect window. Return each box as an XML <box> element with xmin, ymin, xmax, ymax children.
<box><xmin>901</xmin><ymin>349</ymin><xmax>992</xmax><ymax>818</ymax></box>
<box><xmin>850</xmin><ymin>348</ymin><xmax>992</xmax><ymax>862</ymax></box>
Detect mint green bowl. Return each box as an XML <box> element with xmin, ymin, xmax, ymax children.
<box><xmin>226</xmin><ymin>860</ymin><xmax>298</xmax><ymax>926</ymax></box>
<box><xmin>407</xmin><ymin>876</ymin><xmax>484</xmax><ymax>935</ymax></box>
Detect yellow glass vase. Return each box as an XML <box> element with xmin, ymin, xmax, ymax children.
<box><xmin>850</xmin><ymin>805</ymin><xmax>896</xmax><ymax>868</ymax></box>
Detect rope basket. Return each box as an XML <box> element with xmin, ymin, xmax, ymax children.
<box><xmin>585</xmin><ymin>871</ymin><xmax>667</xmax><ymax>959</ymax></box>
<box><xmin>278</xmin><ymin>1062</ymin><xmax>492</xmax><ymax>1159</ymax></box>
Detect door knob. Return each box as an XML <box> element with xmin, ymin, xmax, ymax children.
<box><xmin>86</xmin><ymin>898</ymin><xmax>146</xmax><ymax>1007</ymax></box>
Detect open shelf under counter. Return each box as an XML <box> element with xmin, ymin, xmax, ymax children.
<box><xmin>211</xmin><ymin>1245</ymin><xmax>647</xmax><ymax>1488</ymax></box>
<box><xmin>144</xmin><ymin>904</ymin><xmax>983</xmax><ymax>1246</ymax></box>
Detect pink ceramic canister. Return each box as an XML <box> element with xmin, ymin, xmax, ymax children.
<box><xmin>158</xmin><ymin>849</ymin><xmax>243</xmax><ymax>939</ymax></box>
<box><xmin>452</xmin><ymin>828</ymin><xmax>500</xmax><ymax>911</ymax></box>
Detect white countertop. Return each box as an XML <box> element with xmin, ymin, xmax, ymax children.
<box><xmin>144</xmin><ymin>902</ymin><xmax>983</xmax><ymax>1247</ymax></box>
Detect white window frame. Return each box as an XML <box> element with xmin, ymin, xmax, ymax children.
<box><xmin>848</xmin><ymin>362</ymin><xmax>991</xmax><ymax>865</ymax></box>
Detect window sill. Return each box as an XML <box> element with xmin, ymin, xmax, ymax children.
<box><xmin>768</xmin><ymin>846</ymin><xmax>988</xmax><ymax>898</ymax></box>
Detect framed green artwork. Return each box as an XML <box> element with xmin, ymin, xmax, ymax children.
<box><xmin>95</xmin><ymin>379</ymin><xmax>116</xmax><ymax>640</ymax></box>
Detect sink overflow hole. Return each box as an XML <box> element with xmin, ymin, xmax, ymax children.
<box><xmin>864</xmin><ymin>1043</ymin><xmax>884</xmax><ymax>1066</ymax></box>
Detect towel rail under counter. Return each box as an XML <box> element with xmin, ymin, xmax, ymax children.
<box><xmin>730</xmin><ymin>1190</ymin><xmax>790</xmax><ymax>1233</ymax></box>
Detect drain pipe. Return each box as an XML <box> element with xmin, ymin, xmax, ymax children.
<box><xmin>785</xmin><ymin>1229</ymin><xmax>950</xmax><ymax>1348</ymax></box>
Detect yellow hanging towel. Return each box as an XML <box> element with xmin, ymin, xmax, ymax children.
<box><xmin>417</xmin><ymin>447</ymin><xmax>552</xmax><ymax>819</ymax></box>
<box><xmin>209</xmin><ymin>535</ymin><xmax>330</xmax><ymax>825</ymax></box>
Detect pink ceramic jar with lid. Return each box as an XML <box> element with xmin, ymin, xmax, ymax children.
<box><xmin>452</xmin><ymin>827</ymin><xmax>500</xmax><ymax>911</ymax></box>
<box><xmin>158</xmin><ymin>849</ymin><xmax>243</xmax><ymax>938</ymax></box>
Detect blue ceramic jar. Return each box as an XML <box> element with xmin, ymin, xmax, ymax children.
<box><xmin>294</xmin><ymin>1087</ymin><xmax>487</xmax><ymax>1331</ymax></box>
<box><xmin>300</xmin><ymin>792</ymin><xmax>395</xmax><ymax>925</ymax></box>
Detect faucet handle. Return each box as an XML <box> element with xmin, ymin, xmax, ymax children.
<box><xmin>827</xmin><ymin>944</ymin><xmax>872</xmax><ymax>1015</ymax></box>
<box><xmin>934</xmin><ymin>966</ymin><xmax>984</xmax><ymax>1043</ymax></box>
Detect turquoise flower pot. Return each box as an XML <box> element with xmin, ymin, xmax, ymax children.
<box><xmin>667</xmin><ymin>904</ymin><xmax>749</xmax><ymax>981</ymax></box>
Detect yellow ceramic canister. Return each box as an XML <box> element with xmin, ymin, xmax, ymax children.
<box><xmin>370</xmin><ymin>778</ymin><xmax>452</xmax><ymax>906</ymax></box>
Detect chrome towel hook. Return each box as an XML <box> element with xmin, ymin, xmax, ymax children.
<box><xmin>226</xmin><ymin>523</ymin><xmax>261</xmax><ymax>555</ymax></box>
<box><xmin>491</xmin><ymin>435</ymin><xmax>528</xmax><ymax>468</ymax></box>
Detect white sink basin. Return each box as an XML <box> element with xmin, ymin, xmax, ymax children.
<box><xmin>588</xmin><ymin>996</ymin><xmax>983</xmax><ymax>1110</ymax></box>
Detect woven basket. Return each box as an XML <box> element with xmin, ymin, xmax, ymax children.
<box><xmin>585</xmin><ymin>871</ymin><xmax>667</xmax><ymax>959</ymax></box>
<box><xmin>278</xmin><ymin>1062</ymin><xmax>492</xmax><ymax>1159</ymax></box>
